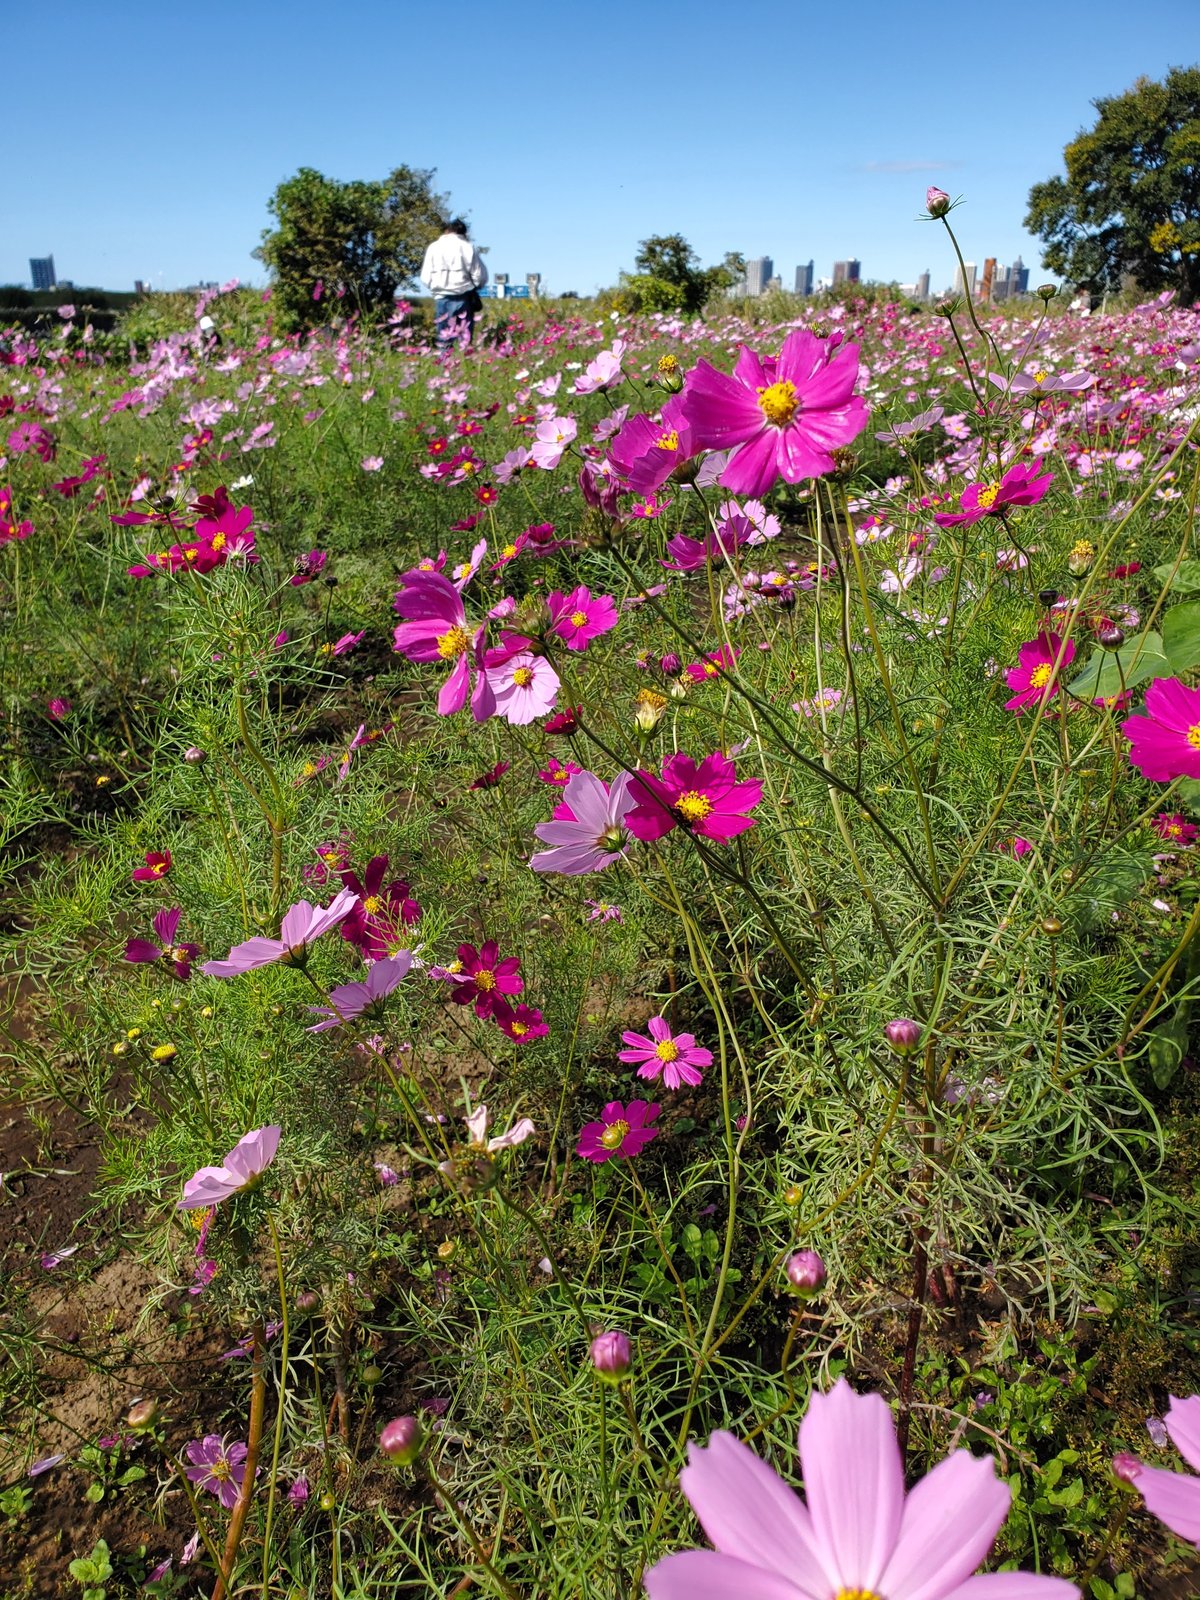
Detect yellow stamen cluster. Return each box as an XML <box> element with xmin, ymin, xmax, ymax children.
<box><xmin>656</xmin><ymin>430</ymin><xmax>680</xmax><ymax>451</ymax></box>
<box><xmin>657</xmin><ymin>354</ymin><xmax>679</xmax><ymax>375</ymax></box>
<box><xmin>1029</xmin><ymin>663</ymin><xmax>1053</xmax><ymax>689</ymax></box>
<box><xmin>1188</xmin><ymin>725</ymin><xmax>1200</xmax><ymax>751</ymax></box>
<box><xmin>654</xmin><ymin>1039</ymin><xmax>680</xmax><ymax>1064</ymax></box>
<box><xmin>475</xmin><ymin>969</ymin><xmax>496</xmax><ymax>991</ymax></box>
<box><xmin>436</xmin><ymin>625</ymin><xmax>470</xmax><ymax>660</ymax></box>
<box><xmin>975</xmin><ymin>482</ymin><xmax>1001</xmax><ymax>510</ymax></box>
<box><xmin>676</xmin><ymin>791</ymin><xmax>713</xmax><ymax>823</ymax></box>
<box><xmin>757</xmin><ymin>379</ymin><xmax>800</xmax><ymax>427</ymax></box>
<box><xmin>511</xmin><ymin>666</ymin><xmax>534</xmax><ymax>688</ymax></box>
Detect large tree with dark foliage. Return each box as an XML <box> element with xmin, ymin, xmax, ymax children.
<box><xmin>622</xmin><ymin>235</ymin><xmax>745</xmax><ymax>314</ymax></box>
<box><xmin>256</xmin><ymin>166</ymin><xmax>449</xmax><ymax>329</ymax></box>
<box><xmin>1025</xmin><ymin>67</ymin><xmax>1200</xmax><ymax>299</ymax></box>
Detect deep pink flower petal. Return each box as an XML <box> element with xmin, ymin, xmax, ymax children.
<box><xmin>1144</xmin><ymin>676</ymin><xmax>1200</xmax><ymax>734</ymax></box>
<box><xmin>719</xmin><ymin>432</ymin><xmax>784</xmax><ymax>498</ymax></box>
<box><xmin>438</xmin><ymin>653</ymin><xmax>470</xmax><ymax>715</ymax></box>
<box><xmin>878</xmin><ymin>1450</ymin><xmax>1010</xmax><ymax>1600</ymax></box>
<box><xmin>125</xmin><ymin>939</ymin><xmax>162</xmax><ymax>963</ymax></box>
<box><xmin>799</xmin><ymin>1380</ymin><xmax>904</xmax><ymax>1591</ymax></box>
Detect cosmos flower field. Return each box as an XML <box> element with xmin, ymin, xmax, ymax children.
<box><xmin>3</xmin><ymin>221</ymin><xmax>1200</xmax><ymax>1598</ymax></box>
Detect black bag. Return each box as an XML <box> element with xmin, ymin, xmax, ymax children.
<box><xmin>466</xmin><ymin>289</ymin><xmax>484</xmax><ymax>315</ymax></box>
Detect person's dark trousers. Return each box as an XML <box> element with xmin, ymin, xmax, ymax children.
<box><xmin>434</xmin><ymin>294</ymin><xmax>476</xmax><ymax>347</ymax></box>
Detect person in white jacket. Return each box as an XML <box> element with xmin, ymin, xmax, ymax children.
<box><xmin>420</xmin><ymin>219</ymin><xmax>488</xmax><ymax>347</ymax></box>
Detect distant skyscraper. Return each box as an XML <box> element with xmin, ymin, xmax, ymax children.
<box><xmin>794</xmin><ymin>260</ymin><xmax>814</xmax><ymax>296</ymax></box>
<box><xmin>745</xmin><ymin>256</ymin><xmax>773</xmax><ymax>297</ymax></box>
<box><xmin>953</xmin><ymin>260</ymin><xmax>978</xmax><ymax>299</ymax></box>
<box><xmin>526</xmin><ymin>273</ymin><xmax>541</xmax><ymax>297</ymax></box>
<box><xmin>1011</xmin><ymin>255</ymin><xmax>1029</xmax><ymax>295</ymax></box>
<box><xmin>916</xmin><ymin>270</ymin><xmax>931</xmax><ymax>301</ymax></box>
<box><xmin>30</xmin><ymin>256</ymin><xmax>55</xmax><ymax>291</ymax></box>
<box><xmin>832</xmin><ymin>259</ymin><xmax>861</xmax><ymax>287</ymax></box>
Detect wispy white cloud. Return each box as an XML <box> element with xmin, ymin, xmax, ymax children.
<box><xmin>862</xmin><ymin>159</ymin><xmax>965</xmax><ymax>174</ymax></box>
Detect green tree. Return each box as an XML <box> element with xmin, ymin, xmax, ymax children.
<box><xmin>620</xmin><ymin>235</ymin><xmax>746</xmax><ymax>314</ymax></box>
<box><xmin>256</xmin><ymin>166</ymin><xmax>450</xmax><ymax>330</ymax></box>
<box><xmin>1025</xmin><ymin>67</ymin><xmax>1200</xmax><ymax>298</ymax></box>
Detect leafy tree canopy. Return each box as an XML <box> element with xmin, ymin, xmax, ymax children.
<box><xmin>255</xmin><ymin>165</ymin><xmax>450</xmax><ymax>330</ymax></box>
<box><xmin>1025</xmin><ymin>67</ymin><xmax>1200</xmax><ymax>298</ymax></box>
<box><xmin>617</xmin><ymin>235</ymin><xmax>746</xmax><ymax>315</ymax></box>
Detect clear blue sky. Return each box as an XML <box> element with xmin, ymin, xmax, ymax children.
<box><xmin>4</xmin><ymin>0</ymin><xmax>1195</xmax><ymax>297</ymax></box>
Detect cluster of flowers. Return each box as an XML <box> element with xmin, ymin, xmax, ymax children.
<box><xmin>121</xmin><ymin>486</ymin><xmax>257</xmax><ymax>578</ymax></box>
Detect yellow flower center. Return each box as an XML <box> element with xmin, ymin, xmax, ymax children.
<box><xmin>1188</xmin><ymin>724</ymin><xmax>1200</xmax><ymax>751</ymax></box>
<box><xmin>462</xmin><ymin>460</ymin><xmax>476</xmax><ymax>475</ymax></box>
<box><xmin>656</xmin><ymin>430</ymin><xmax>680</xmax><ymax>451</ymax></box>
<box><xmin>184</xmin><ymin>547</ymin><xmax>199</xmax><ymax>562</ymax></box>
<box><xmin>502</xmin><ymin>543</ymin><xmax>518</xmax><ymax>559</ymax></box>
<box><xmin>654</xmin><ymin>1039</ymin><xmax>680</xmax><ymax>1063</ymax></box>
<box><xmin>446</xmin><ymin>959</ymin><xmax>463</xmax><ymax>975</ymax></box>
<box><xmin>475</xmin><ymin>969</ymin><xmax>496</xmax><ymax>991</ymax></box>
<box><xmin>835</xmin><ymin>1591</ymin><xmax>884</xmax><ymax>1600</ymax></box>
<box><xmin>170</xmin><ymin>946</ymin><xmax>189</xmax><ymax>962</ymax></box>
<box><xmin>600</xmin><ymin>1120</ymin><xmax>630</xmax><ymax>1150</ymax></box>
<box><xmin>363</xmin><ymin>895</ymin><xmax>382</xmax><ymax>914</ymax></box>
<box><xmin>510</xmin><ymin>1020</ymin><xmax>528</xmax><ymax>1036</ymax></box>
<box><xmin>570</xmin><ymin>610</ymin><xmax>589</xmax><ymax>627</ymax></box>
<box><xmin>151</xmin><ymin>861</ymin><xmax>167</xmax><ymax>875</ymax></box>
<box><xmin>676</xmin><ymin>791</ymin><xmax>713</xmax><ymax>823</ymax></box>
<box><xmin>211</xmin><ymin>1459</ymin><xmax>232</xmax><ymax>1482</ymax></box>
<box><xmin>1169</xmin><ymin>823</ymin><xmax>1183</xmax><ymax>836</ymax></box>
<box><xmin>703</xmin><ymin>662</ymin><xmax>719</xmax><ymax>676</ymax></box>
<box><xmin>658</xmin><ymin>354</ymin><xmax>678</xmax><ymax>374</ymax></box>
<box><xmin>210</xmin><ymin>532</ymin><xmax>227</xmax><ymax>551</ymax></box>
<box><xmin>636</xmin><ymin>689</ymin><xmax>667</xmax><ymax>709</ymax></box>
<box><xmin>1033</xmin><ymin>369</ymin><xmax>1048</xmax><ymax>384</ymax></box>
<box><xmin>1071</xmin><ymin>539</ymin><xmax>1094</xmax><ymax>559</ymax></box>
<box><xmin>975</xmin><ymin>482</ymin><xmax>1001</xmax><ymax>510</ymax></box>
<box><xmin>436</xmin><ymin>625</ymin><xmax>470</xmax><ymax>660</ymax></box>
<box><xmin>757</xmin><ymin>379</ymin><xmax>800</xmax><ymax>427</ymax></box>
<box><xmin>512</xmin><ymin>667</ymin><xmax>534</xmax><ymax>688</ymax></box>
<box><xmin>1029</xmin><ymin>663</ymin><xmax>1053</xmax><ymax>689</ymax></box>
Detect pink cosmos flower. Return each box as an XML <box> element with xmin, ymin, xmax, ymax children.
<box><xmin>530</xmin><ymin>414</ymin><xmax>577</xmax><ymax>470</ymax></box>
<box><xmin>392</xmin><ymin>569</ymin><xmax>495</xmax><ymax>720</ymax></box>
<box><xmin>684</xmin><ymin>645</ymin><xmax>739</xmax><ymax>685</ymax></box>
<box><xmin>47</xmin><ymin>697</ymin><xmax>71</xmax><ymax>720</ymax></box>
<box><xmin>438</xmin><ymin>1104</ymin><xmax>536</xmax><ymax>1176</ymax></box>
<box><xmin>1117</xmin><ymin>1394</ymin><xmax>1200</xmax><ymax>1548</ymax></box>
<box><xmin>677</xmin><ymin>328</ymin><xmax>868</xmax><ymax>497</ymax></box>
<box><xmin>619</xmin><ymin>1016</ymin><xmax>712</xmax><ymax>1089</ymax></box>
<box><xmin>448</xmin><ymin>940</ymin><xmax>523</xmax><ymax>1018</ymax></box>
<box><xmin>626</xmin><ymin>751</ymin><xmax>763</xmax><ymax>844</ymax></box>
<box><xmin>1004</xmin><ymin>633</ymin><xmax>1075</xmax><ymax>713</ymax></box>
<box><xmin>361</xmin><ymin>456</ymin><xmax>384</xmax><ymax>472</ymax></box>
<box><xmin>290</xmin><ymin>549</ymin><xmax>328</xmax><ymax>585</ymax></box>
<box><xmin>540</xmin><ymin>758</ymin><xmax>583</xmax><ymax>787</ymax></box>
<box><xmin>572</xmin><ymin>341</ymin><xmax>625</xmax><ymax>395</ymax></box>
<box><xmin>989</xmin><ymin>368</ymin><xmax>1095</xmax><ymax>396</ymax></box>
<box><xmin>125</xmin><ymin>906</ymin><xmax>200</xmax><ymax>980</ymax></box>
<box><xmin>644</xmin><ymin>1378</ymin><xmax>1078</xmax><ymax>1600</ymax></box>
<box><xmin>132</xmin><ymin>850</ymin><xmax>173</xmax><ymax>883</ymax></box>
<box><xmin>576</xmin><ymin>1099</ymin><xmax>661</xmax><ymax>1163</ymax></box>
<box><xmin>493</xmin><ymin>1000</ymin><xmax>549</xmax><ymax>1043</ymax></box>
<box><xmin>933</xmin><ymin>462</ymin><xmax>1053</xmax><ymax>527</ymax></box>
<box><xmin>607</xmin><ymin>397</ymin><xmax>695</xmax><ymax>497</ymax></box>
<box><xmin>586</xmin><ymin>899</ymin><xmax>623</xmax><ymax>923</ymax></box>
<box><xmin>201</xmin><ymin>887</ymin><xmax>360</xmax><ymax>977</ymax></box>
<box><xmin>184</xmin><ymin>1434</ymin><xmax>250</xmax><ymax>1510</ymax></box>
<box><xmin>307</xmin><ymin>951</ymin><xmax>412</xmax><ymax>1032</ymax></box>
<box><xmin>178</xmin><ymin>1125</ymin><xmax>281</xmax><ymax>1210</ymax></box>
<box><xmin>1153</xmin><ymin>812</ymin><xmax>1198</xmax><ymax>844</ymax></box>
<box><xmin>548</xmin><ymin>586</ymin><xmax>619</xmax><ymax>651</ymax></box>
<box><xmin>530</xmin><ymin>770</ymin><xmax>636</xmax><ymax>874</ymax></box>
<box><xmin>0</xmin><ymin>486</ymin><xmax>34</xmax><ymax>547</ymax></box>
<box><xmin>1123</xmin><ymin>679</ymin><xmax>1200</xmax><ymax>782</ymax></box>
<box><xmin>486</xmin><ymin>651</ymin><xmax>560</xmax><ymax>725</ymax></box>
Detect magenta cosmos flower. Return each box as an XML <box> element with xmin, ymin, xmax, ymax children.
<box><xmin>677</xmin><ymin>328</ymin><xmax>868</xmax><ymax>497</ymax></box>
<box><xmin>619</xmin><ymin>1016</ymin><xmax>712</xmax><ymax>1090</ymax></box>
<box><xmin>132</xmin><ymin>849</ymin><xmax>172</xmax><ymax>883</ymax></box>
<box><xmin>530</xmin><ymin>770</ymin><xmax>636</xmax><ymax>875</ymax></box>
<box><xmin>392</xmin><ymin>569</ymin><xmax>495</xmax><ymax>720</ymax></box>
<box><xmin>1123</xmin><ymin>678</ymin><xmax>1200</xmax><ymax>782</ymax></box>
<box><xmin>447</xmin><ymin>940</ymin><xmax>523</xmax><ymax>1018</ymax></box>
<box><xmin>1117</xmin><ymin>1394</ymin><xmax>1200</xmax><ymax>1547</ymax></box>
<box><xmin>644</xmin><ymin>1378</ymin><xmax>1078</xmax><ymax>1600</ymax></box>
<box><xmin>607</xmin><ymin>396</ymin><xmax>696</xmax><ymax>496</ymax></box>
<box><xmin>493</xmin><ymin>1000</ymin><xmax>549</xmax><ymax>1043</ymax></box>
<box><xmin>307</xmin><ymin>951</ymin><xmax>412</xmax><ymax>1032</ymax></box>
<box><xmin>548</xmin><ymin>585</ymin><xmax>619</xmax><ymax>652</ymax></box>
<box><xmin>201</xmin><ymin>886</ymin><xmax>359</xmax><ymax>977</ymax></box>
<box><xmin>576</xmin><ymin>1099</ymin><xmax>661</xmax><ymax>1163</ymax></box>
<box><xmin>1153</xmin><ymin>812</ymin><xmax>1198</xmax><ymax>844</ymax></box>
<box><xmin>339</xmin><ymin>854</ymin><xmax>421</xmax><ymax>960</ymax></box>
<box><xmin>1004</xmin><ymin>633</ymin><xmax>1075</xmax><ymax>713</ymax></box>
<box><xmin>125</xmin><ymin>906</ymin><xmax>200</xmax><ymax>980</ymax></box>
<box><xmin>184</xmin><ymin>1434</ymin><xmax>250</xmax><ymax>1510</ymax></box>
<box><xmin>178</xmin><ymin>1125</ymin><xmax>281</xmax><ymax>1210</ymax></box>
<box><xmin>933</xmin><ymin>461</ymin><xmax>1053</xmax><ymax>528</ymax></box>
<box><xmin>627</xmin><ymin>751</ymin><xmax>763</xmax><ymax>844</ymax></box>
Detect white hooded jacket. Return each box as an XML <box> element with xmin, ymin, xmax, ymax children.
<box><xmin>420</xmin><ymin>233</ymin><xmax>489</xmax><ymax>298</ymax></box>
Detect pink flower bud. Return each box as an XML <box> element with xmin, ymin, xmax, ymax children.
<box><xmin>884</xmin><ymin>1017</ymin><xmax>922</xmax><ymax>1055</ymax></box>
<box><xmin>926</xmin><ymin>187</ymin><xmax>951</xmax><ymax>218</ymax></box>
<box><xmin>1112</xmin><ymin>1451</ymin><xmax>1142</xmax><ymax>1484</ymax></box>
<box><xmin>589</xmin><ymin>1330</ymin><xmax>632</xmax><ymax>1381</ymax></box>
<box><xmin>785</xmin><ymin>1250</ymin><xmax>827</xmax><ymax>1297</ymax></box>
<box><xmin>126</xmin><ymin>1398</ymin><xmax>159</xmax><ymax>1431</ymax></box>
<box><xmin>379</xmin><ymin>1415</ymin><xmax>423</xmax><ymax>1465</ymax></box>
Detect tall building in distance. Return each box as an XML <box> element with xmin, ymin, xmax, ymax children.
<box><xmin>744</xmin><ymin>256</ymin><xmax>773</xmax><ymax>297</ymax></box>
<box><xmin>915</xmin><ymin>269</ymin><xmax>931</xmax><ymax>301</ymax></box>
<box><xmin>1011</xmin><ymin>255</ymin><xmax>1028</xmax><ymax>295</ymax></box>
<box><xmin>832</xmin><ymin>259</ymin><xmax>861</xmax><ymax>287</ymax></box>
<box><xmin>794</xmin><ymin>260</ymin><xmax>814</xmax><ymax>296</ymax></box>
<box><xmin>30</xmin><ymin>255</ymin><xmax>56</xmax><ymax>290</ymax></box>
<box><xmin>953</xmin><ymin>260</ymin><xmax>978</xmax><ymax>299</ymax></box>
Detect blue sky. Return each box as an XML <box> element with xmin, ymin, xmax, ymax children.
<box><xmin>4</xmin><ymin>0</ymin><xmax>1195</xmax><ymax>297</ymax></box>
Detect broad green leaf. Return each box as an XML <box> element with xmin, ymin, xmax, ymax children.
<box><xmin>1163</xmin><ymin>601</ymin><xmax>1200</xmax><ymax>673</ymax></box>
<box><xmin>1148</xmin><ymin>1005</ymin><xmax>1188</xmax><ymax>1090</ymax></box>
<box><xmin>1154</xmin><ymin>560</ymin><xmax>1200</xmax><ymax>593</ymax></box>
<box><xmin>1066</xmin><ymin>631</ymin><xmax>1168</xmax><ymax>702</ymax></box>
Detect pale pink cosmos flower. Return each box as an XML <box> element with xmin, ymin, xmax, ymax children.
<box><xmin>201</xmin><ymin>887</ymin><xmax>360</xmax><ymax>977</ymax></box>
<box><xmin>487</xmin><ymin>651</ymin><xmax>560</xmax><ymax>725</ymax></box>
<box><xmin>530</xmin><ymin>770</ymin><xmax>636</xmax><ymax>874</ymax></box>
<box><xmin>361</xmin><ymin>456</ymin><xmax>384</xmax><ymax>472</ymax></box>
<box><xmin>530</xmin><ymin>414</ymin><xmax>577</xmax><ymax>470</ymax></box>
<box><xmin>307</xmin><ymin>951</ymin><xmax>412</xmax><ymax>1031</ymax></box>
<box><xmin>184</xmin><ymin>1434</ymin><xmax>250</xmax><ymax>1510</ymax></box>
<box><xmin>1117</xmin><ymin>1394</ymin><xmax>1200</xmax><ymax>1547</ymax></box>
<box><xmin>178</xmin><ymin>1125</ymin><xmax>281</xmax><ymax>1210</ymax></box>
<box><xmin>644</xmin><ymin>1378</ymin><xmax>1078</xmax><ymax>1600</ymax></box>
<box><xmin>438</xmin><ymin>1104</ymin><xmax>535</xmax><ymax>1175</ymax></box>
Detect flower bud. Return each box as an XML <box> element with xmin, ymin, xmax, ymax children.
<box><xmin>379</xmin><ymin>1415</ymin><xmax>423</xmax><ymax>1465</ymax></box>
<box><xmin>782</xmin><ymin>1184</ymin><xmax>803</xmax><ymax>1208</ymax></box>
<box><xmin>1041</xmin><ymin>915</ymin><xmax>1063</xmax><ymax>937</ymax></box>
<box><xmin>659</xmin><ymin>653</ymin><xmax>681</xmax><ymax>677</ymax></box>
<box><xmin>589</xmin><ymin>1330</ymin><xmax>632</xmax><ymax>1382</ymax></box>
<box><xmin>1066</xmin><ymin>539</ymin><xmax>1095</xmax><ymax>576</ymax></box>
<box><xmin>1112</xmin><ymin>1451</ymin><xmax>1142</xmax><ymax>1485</ymax></box>
<box><xmin>884</xmin><ymin>1017</ymin><xmax>922</xmax><ymax>1055</ymax></box>
<box><xmin>361</xmin><ymin>1363</ymin><xmax>383</xmax><ymax>1387</ymax></box>
<box><xmin>1038</xmin><ymin>587</ymin><xmax>1059</xmax><ymax>607</ymax></box>
<box><xmin>1037</xmin><ymin>283</ymin><xmax>1057</xmax><ymax>302</ymax></box>
<box><xmin>785</xmin><ymin>1250</ymin><xmax>827</xmax><ymax>1297</ymax></box>
<box><xmin>933</xmin><ymin>296</ymin><xmax>962</xmax><ymax>320</ymax></box>
<box><xmin>184</xmin><ymin>746</ymin><xmax>207</xmax><ymax>764</ymax></box>
<box><xmin>1097</xmin><ymin>623</ymin><xmax>1125</xmax><ymax>651</ymax></box>
<box><xmin>925</xmin><ymin>186</ymin><xmax>951</xmax><ymax>218</ymax></box>
<box><xmin>633</xmin><ymin>687</ymin><xmax>669</xmax><ymax>733</ymax></box>
<box><xmin>126</xmin><ymin>1398</ymin><xmax>159</xmax><ymax>1432</ymax></box>
<box><xmin>295</xmin><ymin>1289</ymin><xmax>321</xmax><ymax>1314</ymax></box>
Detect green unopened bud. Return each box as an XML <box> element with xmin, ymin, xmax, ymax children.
<box><xmin>126</xmin><ymin>1398</ymin><xmax>159</xmax><ymax>1431</ymax></box>
<box><xmin>1041</xmin><ymin>915</ymin><xmax>1063</xmax><ymax>937</ymax></box>
<box><xmin>1037</xmin><ymin>284</ymin><xmax>1057</xmax><ymax>303</ymax></box>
